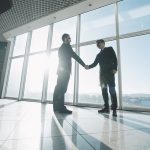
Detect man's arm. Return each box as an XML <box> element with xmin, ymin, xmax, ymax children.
<box><xmin>71</xmin><ymin>49</ymin><xmax>85</xmax><ymax>67</ymax></box>
<box><xmin>88</xmin><ymin>55</ymin><xmax>99</xmax><ymax>69</ymax></box>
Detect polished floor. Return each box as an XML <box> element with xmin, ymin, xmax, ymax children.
<box><xmin>0</xmin><ymin>99</ymin><xmax>149</xmax><ymax>150</ymax></box>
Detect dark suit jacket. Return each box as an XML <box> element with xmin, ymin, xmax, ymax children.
<box><xmin>89</xmin><ymin>47</ymin><xmax>117</xmax><ymax>74</ymax></box>
<box><xmin>57</xmin><ymin>43</ymin><xmax>85</xmax><ymax>74</ymax></box>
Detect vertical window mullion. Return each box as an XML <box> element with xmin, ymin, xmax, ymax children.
<box><xmin>74</xmin><ymin>14</ymin><xmax>81</xmax><ymax>105</ymax></box>
<box><xmin>115</xmin><ymin>2</ymin><xmax>122</xmax><ymax>109</ymax></box>
<box><xmin>18</xmin><ymin>32</ymin><xmax>32</xmax><ymax>100</ymax></box>
<box><xmin>41</xmin><ymin>24</ymin><xmax>53</xmax><ymax>102</ymax></box>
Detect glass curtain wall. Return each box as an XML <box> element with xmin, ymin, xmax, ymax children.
<box><xmin>23</xmin><ymin>53</ymin><xmax>48</xmax><ymax>100</ymax></box>
<box><xmin>119</xmin><ymin>0</ymin><xmax>150</xmax><ymax>34</ymax></box>
<box><xmin>78</xmin><ymin>4</ymin><xmax>118</xmax><ymax>106</ymax></box>
<box><xmin>80</xmin><ymin>4</ymin><xmax>116</xmax><ymax>42</ymax></box>
<box><xmin>78</xmin><ymin>44</ymin><xmax>100</xmax><ymax>105</ymax></box>
<box><xmin>119</xmin><ymin>0</ymin><xmax>150</xmax><ymax>109</ymax></box>
<box><xmin>5</xmin><ymin>33</ymin><xmax>27</xmax><ymax>98</ymax></box>
<box><xmin>3</xmin><ymin>0</ymin><xmax>150</xmax><ymax>111</ymax></box>
<box><xmin>6</xmin><ymin>58</ymin><xmax>24</xmax><ymax>98</ymax></box>
<box><xmin>23</xmin><ymin>26</ymin><xmax>49</xmax><ymax>100</ymax></box>
<box><xmin>120</xmin><ymin>35</ymin><xmax>150</xmax><ymax>109</ymax></box>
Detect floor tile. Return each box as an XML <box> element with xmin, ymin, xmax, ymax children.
<box><xmin>0</xmin><ymin>121</ymin><xmax>18</xmax><ymax>140</ymax></box>
<box><xmin>8</xmin><ymin>114</ymin><xmax>78</xmax><ymax>139</ymax></box>
<box><xmin>0</xmin><ymin>99</ymin><xmax>149</xmax><ymax>150</ymax></box>
<box><xmin>82</xmin><ymin>129</ymin><xmax>150</xmax><ymax>150</ymax></box>
<box><xmin>1</xmin><ymin>135</ymin><xmax>95</xmax><ymax>150</ymax></box>
<box><xmin>67</xmin><ymin>115</ymin><xmax>132</xmax><ymax>135</ymax></box>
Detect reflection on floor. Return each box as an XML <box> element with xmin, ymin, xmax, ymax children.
<box><xmin>0</xmin><ymin>99</ymin><xmax>149</xmax><ymax>150</ymax></box>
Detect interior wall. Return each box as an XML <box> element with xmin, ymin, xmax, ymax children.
<box><xmin>0</xmin><ymin>41</ymin><xmax>10</xmax><ymax>97</ymax></box>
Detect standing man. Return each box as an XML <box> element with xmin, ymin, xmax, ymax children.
<box><xmin>86</xmin><ymin>39</ymin><xmax>118</xmax><ymax>116</ymax></box>
<box><xmin>53</xmin><ymin>33</ymin><xmax>86</xmax><ymax>114</ymax></box>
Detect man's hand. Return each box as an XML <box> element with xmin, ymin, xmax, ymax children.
<box><xmin>84</xmin><ymin>65</ymin><xmax>89</xmax><ymax>70</ymax></box>
<box><xmin>113</xmin><ymin>69</ymin><xmax>117</xmax><ymax>74</ymax></box>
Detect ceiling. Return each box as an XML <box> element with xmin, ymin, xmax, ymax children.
<box><xmin>0</xmin><ymin>0</ymin><xmax>86</xmax><ymax>35</ymax></box>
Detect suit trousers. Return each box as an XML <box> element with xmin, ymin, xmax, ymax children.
<box><xmin>53</xmin><ymin>71</ymin><xmax>70</xmax><ymax>111</ymax></box>
<box><xmin>100</xmin><ymin>72</ymin><xmax>118</xmax><ymax>110</ymax></box>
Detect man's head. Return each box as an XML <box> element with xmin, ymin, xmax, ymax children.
<box><xmin>96</xmin><ymin>39</ymin><xmax>105</xmax><ymax>49</ymax></box>
<box><xmin>62</xmin><ymin>33</ymin><xmax>71</xmax><ymax>44</ymax></box>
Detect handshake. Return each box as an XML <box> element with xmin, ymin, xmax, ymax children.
<box><xmin>84</xmin><ymin>65</ymin><xmax>89</xmax><ymax>70</ymax></box>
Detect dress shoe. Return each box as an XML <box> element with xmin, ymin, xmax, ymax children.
<box><xmin>98</xmin><ymin>108</ymin><xmax>110</xmax><ymax>113</ymax></box>
<box><xmin>59</xmin><ymin>108</ymin><xmax>72</xmax><ymax>114</ymax></box>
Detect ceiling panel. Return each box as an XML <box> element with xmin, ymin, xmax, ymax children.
<box><xmin>0</xmin><ymin>0</ymin><xmax>85</xmax><ymax>34</ymax></box>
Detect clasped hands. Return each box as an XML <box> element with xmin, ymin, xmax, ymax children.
<box><xmin>84</xmin><ymin>65</ymin><xmax>89</xmax><ymax>70</ymax></box>
<box><xmin>84</xmin><ymin>65</ymin><xmax>117</xmax><ymax>74</ymax></box>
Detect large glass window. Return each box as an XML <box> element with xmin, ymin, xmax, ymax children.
<box><xmin>78</xmin><ymin>44</ymin><xmax>100</xmax><ymax>104</ymax></box>
<box><xmin>6</xmin><ymin>58</ymin><xmax>24</xmax><ymax>97</ymax></box>
<box><xmin>47</xmin><ymin>51</ymin><xmax>58</xmax><ymax>101</ymax></box>
<box><xmin>23</xmin><ymin>53</ymin><xmax>47</xmax><ymax>100</ymax></box>
<box><xmin>47</xmin><ymin>50</ymin><xmax>75</xmax><ymax>103</ymax></box>
<box><xmin>78</xmin><ymin>41</ymin><xmax>118</xmax><ymax>105</ymax></box>
<box><xmin>80</xmin><ymin>4</ymin><xmax>115</xmax><ymax>42</ymax></box>
<box><xmin>120</xmin><ymin>34</ymin><xmax>150</xmax><ymax>108</ymax></box>
<box><xmin>119</xmin><ymin>0</ymin><xmax>150</xmax><ymax>34</ymax></box>
<box><xmin>30</xmin><ymin>26</ymin><xmax>49</xmax><ymax>53</ymax></box>
<box><xmin>13</xmin><ymin>33</ymin><xmax>28</xmax><ymax>56</ymax></box>
<box><xmin>51</xmin><ymin>17</ymin><xmax>77</xmax><ymax>48</ymax></box>
<box><xmin>4</xmin><ymin>0</ymin><xmax>150</xmax><ymax>112</ymax></box>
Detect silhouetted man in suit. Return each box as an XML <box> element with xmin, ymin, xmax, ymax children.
<box><xmin>53</xmin><ymin>33</ymin><xmax>86</xmax><ymax>114</ymax></box>
<box><xmin>85</xmin><ymin>39</ymin><xmax>118</xmax><ymax>116</ymax></box>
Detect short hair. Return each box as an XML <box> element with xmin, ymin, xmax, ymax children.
<box><xmin>96</xmin><ymin>39</ymin><xmax>105</xmax><ymax>46</ymax></box>
<box><xmin>62</xmin><ymin>33</ymin><xmax>69</xmax><ymax>41</ymax></box>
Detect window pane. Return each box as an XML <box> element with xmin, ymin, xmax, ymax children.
<box><xmin>119</xmin><ymin>0</ymin><xmax>150</xmax><ymax>34</ymax></box>
<box><xmin>51</xmin><ymin>17</ymin><xmax>77</xmax><ymax>48</ymax></box>
<box><xmin>30</xmin><ymin>26</ymin><xmax>49</xmax><ymax>53</ymax></box>
<box><xmin>47</xmin><ymin>51</ymin><xmax>58</xmax><ymax>101</ymax></box>
<box><xmin>120</xmin><ymin>35</ymin><xmax>150</xmax><ymax>108</ymax></box>
<box><xmin>6</xmin><ymin>58</ymin><xmax>24</xmax><ymax>97</ymax></box>
<box><xmin>80</xmin><ymin>4</ymin><xmax>115</xmax><ymax>42</ymax></box>
<box><xmin>47</xmin><ymin>50</ymin><xmax>75</xmax><ymax>103</ymax></box>
<box><xmin>13</xmin><ymin>33</ymin><xmax>27</xmax><ymax>56</ymax></box>
<box><xmin>78</xmin><ymin>41</ymin><xmax>118</xmax><ymax>105</ymax></box>
<box><xmin>78</xmin><ymin>45</ymin><xmax>100</xmax><ymax>104</ymax></box>
<box><xmin>24</xmin><ymin>53</ymin><xmax>47</xmax><ymax>100</ymax></box>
